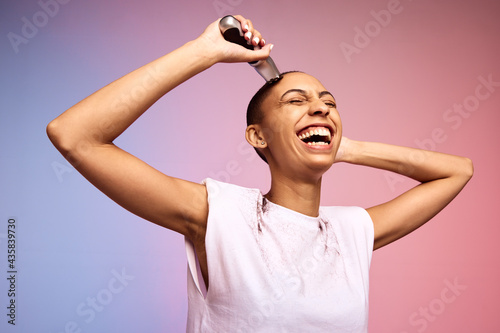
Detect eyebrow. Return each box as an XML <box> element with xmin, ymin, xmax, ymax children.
<box><xmin>319</xmin><ymin>91</ymin><xmax>335</xmax><ymax>101</ymax></box>
<box><xmin>280</xmin><ymin>89</ymin><xmax>335</xmax><ymax>101</ymax></box>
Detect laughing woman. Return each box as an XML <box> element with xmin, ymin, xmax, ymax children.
<box><xmin>47</xmin><ymin>15</ymin><xmax>473</xmax><ymax>332</ymax></box>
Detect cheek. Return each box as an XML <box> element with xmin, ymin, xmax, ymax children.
<box><xmin>262</xmin><ymin>121</ymin><xmax>297</xmax><ymax>160</ymax></box>
<box><xmin>261</xmin><ymin>116</ymin><xmax>287</xmax><ymax>143</ymax></box>
<box><xmin>330</xmin><ymin>111</ymin><xmax>342</xmax><ymax>132</ymax></box>
<box><xmin>331</xmin><ymin>107</ymin><xmax>341</xmax><ymax>120</ymax></box>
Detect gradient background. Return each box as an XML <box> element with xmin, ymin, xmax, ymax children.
<box><xmin>1</xmin><ymin>0</ymin><xmax>499</xmax><ymax>332</ymax></box>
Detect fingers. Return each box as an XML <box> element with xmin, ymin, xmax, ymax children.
<box><xmin>233</xmin><ymin>15</ymin><xmax>267</xmax><ymax>47</ymax></box>
<box><xmin>212</xmin><ymin>15</ymin><xmax>273</xmax><ymax>63</ymax></box>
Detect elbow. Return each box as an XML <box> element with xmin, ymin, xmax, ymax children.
<box><xmin>46</xmin><ymin>119</ymin><xmax>59</xmax><ymax>147</ymax></box>
<box><xmin>461</xmin><ymin>157</ymin><xmax>474</xmax><ymax>181</ymax></box>
<box><xmin>46</xmin><ymin>118</ymin><xmax>73</xmax><ymax>155</ymax></box>
<box><xmin>465</xmin><ymin>157</ymin><xmax>474</xmax><ymax>179</ymax></box>
<box><xmin>46</xmin><ymin>119</ymin><xmax>58</xmax><ymax>142</ymax></box>
<box><xmin>46</xmin><ymin>118</ymin><xmax>62</xmax><ymax>149</ymax></box>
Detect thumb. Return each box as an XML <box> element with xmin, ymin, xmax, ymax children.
<box><xmin>254</xmin><ymin>43</ymin><xmax>274</xmax><ymax>59</ymax></box>
<box><xmin>229</xmin><ymin>43</ymin><xmax>274</xmax><ymax>63</ymax></box>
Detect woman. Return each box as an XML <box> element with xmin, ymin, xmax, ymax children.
<box><xmin>47</xmin><ymin>15</ymin><xmax>473</xmax><ymax>332</ymax></box>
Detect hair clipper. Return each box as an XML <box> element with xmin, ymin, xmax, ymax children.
<box><xmin>219</xmin><ymin>15</ymin><xmax>281</xmax><ymax>83</ymax></box>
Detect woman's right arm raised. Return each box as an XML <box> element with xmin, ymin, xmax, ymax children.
<box><xmin>46</xmin><ymin>16</ymin><xmax>272</xmax><ymax>238</ymax></box>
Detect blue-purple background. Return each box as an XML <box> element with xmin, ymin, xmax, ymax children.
<box><xmin>1</xmin><ymin>0</ymin><xmax>500</xmax><ymax>332</ymax></box>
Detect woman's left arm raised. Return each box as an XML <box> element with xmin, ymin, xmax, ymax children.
<box><xmin>336</xmin><ymin>138</ymin><xmax>474</xmax><ymax>250</ymax></box>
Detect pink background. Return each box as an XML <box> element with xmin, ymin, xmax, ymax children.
<box><xmin>1</xmin><ymin>0</ymin><xmax>499</xmax><ymax>332</ymax></box>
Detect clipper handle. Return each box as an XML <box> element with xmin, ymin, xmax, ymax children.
<box><xmin>219</xmin><ymin>15</ymin><xmax>281</xmax><ymax>82</ymax></box>
<box><xmin>219</xmin><ymin>15</ymin><xmax>257</xmax><ymax>64</ymax></box>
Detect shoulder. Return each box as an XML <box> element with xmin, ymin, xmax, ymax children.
<box><xmin>202</xmin><ymin>178</ymin><xmax>261</xmax><ymax>203</ymax></box>
<box><xmin>320</xmin><ymin>206</ymin><xmax>374</xmax><ymax>234</ymax></box>
<box><xmin>320</xmin><ymin>206</ymin><xmax>371</xmax><ymax>220</ymax></box>
<box><xmin>320</xmin><ymin>205</ymin><xmax>374</xmax><ymax>253</ymax></box>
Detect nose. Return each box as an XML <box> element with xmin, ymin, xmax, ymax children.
<box><xmin>308</xmin><ymin>99</ymin><xmax>330</xmax><ymax>117</ymax></box>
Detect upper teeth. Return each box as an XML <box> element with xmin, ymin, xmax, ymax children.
<box><xmin>298</xmin><ymin>128</ymin><xmax>332</xmax><ymax>141</ymax></box>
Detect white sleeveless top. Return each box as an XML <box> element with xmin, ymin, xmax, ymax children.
<box><xmin>185</xmin><ymin>179</ymin><xmax>374</xmax><ymax>332</ymax></box>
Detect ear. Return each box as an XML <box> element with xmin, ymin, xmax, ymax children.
<box><xmin>245</xmin><ymin>124</ymin><xmax>267</xmax><ymax>148</ymax></box>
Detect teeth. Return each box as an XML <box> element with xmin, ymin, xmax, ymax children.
<box><xmin>306</xmin><ymin>141</ymin><xmax>329</xmax><ymax>146</ymax></box>
<box><xmin>298</xmin><ymin>127</ymin><xmax>333</xmax><ymax>142</ymax></box>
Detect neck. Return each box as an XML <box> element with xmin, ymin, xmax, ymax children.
<box><xmin>265</xmin><ymin>174</ymin><xmax>322</xmax><ymax>217</ymax></box>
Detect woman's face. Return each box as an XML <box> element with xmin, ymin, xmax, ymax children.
<box><xmin>258</xmin><ymin>72</ymin><xmax>342</xmax><ymax>180</ymax></box>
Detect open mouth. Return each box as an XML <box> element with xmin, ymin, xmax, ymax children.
<box><xmin>297</xmin><ymin>126</ymin><xmax>332</xmax><ymax>146</ymax></box>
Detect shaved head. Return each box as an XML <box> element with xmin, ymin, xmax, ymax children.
<box><xmin>246</xmin><ymin>71</ymin><xmax>301</xmax><ymax>162</ymax></box>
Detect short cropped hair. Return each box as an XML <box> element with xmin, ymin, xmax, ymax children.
<box><xmin>246</xmin><ymin>71</ymin><xmax>301</xmax><ymax>163</ymax></box>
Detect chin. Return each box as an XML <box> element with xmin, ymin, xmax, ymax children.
<box><xmin>304</xmin><ymin>155</ymin><xmax>335</xmax><ymax>175</ymax></box>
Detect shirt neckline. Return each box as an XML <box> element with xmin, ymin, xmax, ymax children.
<box><xmin>260</xmin><ymin>194</ymin><xmax>321</xmax><ymax>223</ymax></box>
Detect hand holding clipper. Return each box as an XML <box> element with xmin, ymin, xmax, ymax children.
<box><xmin>219</xmin><ymin>15</ymin><xmax>281</xmax><ymax>83</ymax></box>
